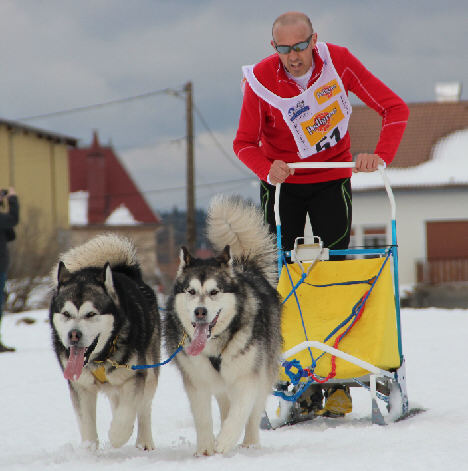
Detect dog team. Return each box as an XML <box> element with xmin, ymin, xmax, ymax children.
<box><xmin>49</xmin><ymin>195</ymin><xmax>282</xmax><ymax>455</ymax></box>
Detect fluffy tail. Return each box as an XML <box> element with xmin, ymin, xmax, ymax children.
<box><xmin>50</xmin><ymin>233</ymin><xmax>138</xmax><ymax>284</ymax></box>
<box><xmin>207</xmin><ymin>194</ymin><xmax>277</xmax><ymax>286</ymax></box>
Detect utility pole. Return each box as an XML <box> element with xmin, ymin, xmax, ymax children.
<box><xmin>185</xmin><ymin>81</ymin><xmax>196</xmax><ymax>253</ymax></box>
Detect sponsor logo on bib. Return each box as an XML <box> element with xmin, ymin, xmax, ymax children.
<box><xmin>300</xmin><ymin>101</ymin><xmax>345</xmax><ymax>147</ymax></box>
<box><xmin>315</xmin><ymin>79</ymin><xmax>341</xmax><ymax>104</ymax></box>
<box><xmin>288</xmin><ymin>100</ymin><xmax>310</xmax><ymax>122</ymax></box>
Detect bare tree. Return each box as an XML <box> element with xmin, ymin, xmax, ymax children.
<box><xmin>5</xmin><ymin>208</ymin><xmax>64</xmax><ymax>312</ymax></box>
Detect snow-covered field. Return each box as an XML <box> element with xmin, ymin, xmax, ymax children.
<box><xmin>1</xmin><ymin>307</ymin><xmax>467</xmax><ymax>470</ymax></box>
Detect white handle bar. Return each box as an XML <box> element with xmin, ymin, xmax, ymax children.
<box><xmin>274</xmin><ymin>163</ymin><xmax>396</xmax><ymax>227</ymax></box>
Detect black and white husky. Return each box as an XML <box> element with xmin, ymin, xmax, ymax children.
<box><xmin>164</xmin><ymin>195</ymin><xmax>283</xmax><ymax>455</ymax></box>
<box><xmin>49</xmin><ymin>234</ymin><xmax>160</xmax><ymax>450</ymax></box>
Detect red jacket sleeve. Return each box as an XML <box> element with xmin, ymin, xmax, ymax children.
<box><xmin>233</xmin><ymin>82</ymin><xmax>272</xmax><ymax>181</ymax></box>
<box><xmin>333</xmin><ymin>45</ymin><xmax>409</xmax><ymax>164</ymax></box>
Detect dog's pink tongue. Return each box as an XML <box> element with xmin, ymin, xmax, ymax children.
<box><xmin>64</xmin><ymin>346</ymin><xmax>86</xmax><ymax>381</ymax></box>
<box><xmin>185</xmin><ymin>324</ymin><xmax>209</xmax><ymax>356</ymax></box>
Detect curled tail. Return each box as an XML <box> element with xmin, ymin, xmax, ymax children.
<box><xmin>50</xmin><ymin>233</ymin><xmax>138</xmax><ymax>284</ymax></box>
<box><xmin>207</xmin><ymin>194</ymin><xmax>277</xmax><ymax>286</ymax></box>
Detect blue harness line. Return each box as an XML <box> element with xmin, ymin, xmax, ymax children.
<box><xmin>131</xmin><ymin>345</ymin><xmax>184</xmax><ymax>370</ymax></box>
<box><xmin>130</xmin><ymin>332</ymin><xmax>187</xmax><ymax>370</ymax></box>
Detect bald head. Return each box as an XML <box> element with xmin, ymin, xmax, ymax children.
<box><xmin>272</xmin><ymin>11</ymin><xmax>313</xmax><ymax>41</ymax></box>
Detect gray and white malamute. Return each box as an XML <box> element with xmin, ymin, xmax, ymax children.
<box><xmin>164</xmin><ymin>195</ymin><xmax>282</xmax><ymax>455</ymax></box>
<box><xmin>49</xmin><ymin>234</ymin><xmax>160</xmax><ymax>450</ymax></box>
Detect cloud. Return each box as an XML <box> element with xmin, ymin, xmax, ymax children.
<box><xmin>120</xmin><ymin>128</ymin><xmax>258</xmax><ymax>211</ymax></box>
<box><xmin>0</xmin><ymin>0</ymin><xmax>466</xmax><ymax>211</ymax></box>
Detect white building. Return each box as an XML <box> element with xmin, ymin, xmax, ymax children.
<box><xmin>348</xmin><ymin>100</ymin><xmax>468</xmax><ymax>287</ymax></box>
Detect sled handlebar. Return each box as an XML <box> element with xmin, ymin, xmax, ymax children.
<box><xmin>274</xmin><ymin>163</ymin><xmax>396</xmax><ymax>226</ymax></box>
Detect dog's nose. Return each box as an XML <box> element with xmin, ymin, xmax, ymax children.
<box><xmin>68</xmin><ymin>329</ymin><xmax>82</xmax><ymax>345</ymax></box>
<box><xmin>194</xmin><ymin>307</ymin><xmax>208</xmax><ymax>321</ymax></box>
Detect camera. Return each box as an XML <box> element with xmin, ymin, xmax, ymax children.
<box><xmin>0</xmin><ymin>189</ymin><xmax>8</xmax><ymax>197</ymax></box>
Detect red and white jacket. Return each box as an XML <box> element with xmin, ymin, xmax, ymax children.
<box><xmin>233</xmin><ymin>43</ymin><xmax>409</xmax><ymax>184</ymax></box>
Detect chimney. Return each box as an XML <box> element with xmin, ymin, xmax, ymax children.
<box><xmin>435</xmin><ymin>82</ymin><xmax>462</xmax><ymax>102</ymax></box>
<box><xmin>87</xmin><ymin>131</ymin><xmax>108</xmax><ymax>224</ymax></box>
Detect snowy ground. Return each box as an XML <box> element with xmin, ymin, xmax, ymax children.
<box><xmin>1</xmin><ymin>307</ymin><xmax>467</xmax><ymax>470</ymax></box>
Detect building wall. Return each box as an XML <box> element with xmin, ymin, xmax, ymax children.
<box><xmin>0</xmin><ymin>124</ymin><xmax>71</xmax><ymax>241</ymax></box>
<box><xmin>352</xmin><ymin>186</ymin><xmax>468</xmax><ymax>285</ymax></box>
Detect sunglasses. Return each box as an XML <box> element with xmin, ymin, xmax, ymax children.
<box><xmin>274</xmin><ymin>34</ymin><xmax>313</xmax><ymax>54</ymax></box>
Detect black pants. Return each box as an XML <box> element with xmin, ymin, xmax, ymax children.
<box><xmin>260</xmin><ymin>178</ymin><xmax>352</xmax><ymax>259</ymax></box>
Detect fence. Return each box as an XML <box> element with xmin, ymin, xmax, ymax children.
<box><xmin>416</xmin><ymin>258</ymin><xmax>468</xmax><ymax>284</ymax></box>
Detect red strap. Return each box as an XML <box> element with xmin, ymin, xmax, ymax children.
<box><xmin>307</xmin><ymin>290</ymin><xmax>369</xmax><ymax>383</ymax></box>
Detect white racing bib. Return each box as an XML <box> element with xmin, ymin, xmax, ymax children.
<box><xmin>242</xmin><ymin>42</ymin><xmax>352</xmax><ymax>159</ymax></box>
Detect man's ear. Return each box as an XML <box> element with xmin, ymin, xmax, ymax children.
<box><xmin>311</xmin><ymin>32</ymin><xmax>318</xmax><ymax>48</ymax></box>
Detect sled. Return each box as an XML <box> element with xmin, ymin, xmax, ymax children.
<box><xmin>264</xmin><ymin>162</ymin><xmax>409</xmax><ymax>429</ymax></box>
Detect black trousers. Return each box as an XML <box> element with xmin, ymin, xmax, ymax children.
<box><xmin>260</xmin><ymin>178</ymin><xmax>352</xmax><ymax>259</ymax></box>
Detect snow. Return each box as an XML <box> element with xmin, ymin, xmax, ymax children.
<box><xmin>1</xmin><ymin>307</ymin><xmax>467</xmax><ymax>470</ymax></box>
<box><xmin>69</xmin><ymin>193</ymin><xmax>141</xmax><ymax>226</ymax></box>
<box><xmin>105</xmin><ymin>204</ymin><xmax>141</xmax><ymax>225</ymax></box>
<box><xmin>353</xmin><ymin>129</ymin><xmax>468</xmax><ymax>189</ymax></box>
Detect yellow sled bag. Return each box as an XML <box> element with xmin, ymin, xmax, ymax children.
<box><xmin>278</xmin><ymin>256</ymin><xmax>401</xmax><ymax>380</ymax></box>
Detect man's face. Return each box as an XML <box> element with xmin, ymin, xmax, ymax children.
<box><xmin>271</xmin><ymin>22</ymin><xmax>316</xmax><ymax>77</ymax></box>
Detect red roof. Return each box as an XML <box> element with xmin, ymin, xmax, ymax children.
<box><xmin>68</xmin><ymin>132</ymin><xmax>160</xmax><ymax>225</ymax></box>
<box><xmin>349</xmin><ymin>100</ymin><xmax>468</xmax><ymax>168</ymax></box>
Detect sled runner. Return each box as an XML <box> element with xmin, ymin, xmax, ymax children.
<box><xmin>264</xmin><ymin>162</ymin><xmax>409</xmax><ymax>429</ymax></box>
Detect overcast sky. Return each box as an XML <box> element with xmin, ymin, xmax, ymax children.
<box><xmin>1</xmin><ymin>0</ymin><xmax>467</xmax><ymax>211</ymax></box>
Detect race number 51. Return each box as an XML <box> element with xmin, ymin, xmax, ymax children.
<box><xmin>315</xmin><ymin>126</ymin><xmax>341</xmax><ymax>152</ymax></box>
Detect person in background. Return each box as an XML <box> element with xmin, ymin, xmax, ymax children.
<box><xmin>0</xmin><ymin>187</ymin><xmax>19</xmax><ymax>353</ymax></box>
<box><xmin>233</xmin><ymin>11</ymin><xmax>408</xmax><ymax>419</ymax></box>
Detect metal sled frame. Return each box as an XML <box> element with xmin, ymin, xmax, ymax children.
<box><xmin>269</xmin><ymin>162</ymin><xmax>408</xmax><ymax>427</ymax></box>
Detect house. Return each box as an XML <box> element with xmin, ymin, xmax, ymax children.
<box><xmin>68</xmin><ymin>132</ymin><xmax>162</xmax><ymax>282</ymax></box>
<box><xmin>347</xmin><ymin>99</ymin><xmax>468</xmax><ymax>288</ymax></box>
<box><xmin>0</xmin><ymin>119</ymin><xmax>77</xmax><ymax>237</ymax></box>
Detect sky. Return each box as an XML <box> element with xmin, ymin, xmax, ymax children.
<box><xmin>1</xmin><ymin>0</ymin><xmax>467</xmax><ymax>211</ymax></box>
<box><xmin>1</xmin><ymin>306</ymin><xmax>468</xmax><ymax>469</ymax></box>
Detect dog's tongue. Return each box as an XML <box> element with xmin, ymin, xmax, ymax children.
<box><xmin>185</xmin><ymin>323</ymin><xmax>210</xmax><ymax>356</ymax></box>
<box><xmin>64</xmin><ymin>346</ymin><xmax>86</xmax><ymax>381</ymax></box>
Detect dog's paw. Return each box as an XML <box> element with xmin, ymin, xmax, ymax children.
<box><xmin>241</xmin><ymin>441</ymin><xmax>260</xmax><ymax>449</ymax></box>
<box><xmin>109</xmin><ymin>421</ymin><xmax>134</xmax><ymax>448</ymax></box>
<box><xmin>195</xmin><ymin>439</ymin><xmax>215</xmax><ymax>457</ymax></box>
<box><xmin>80</xmin><ymin>440</ymin><xmax>99</xmax><ymax>452</ymax></box>
<box><xmin>214</xmin><ymin>432</ymin><xmax>238</xmax><ymax>455</ymax></box>
<box><xmin>136</xmin><ymin>438</ymin><xmax>155</xmax><ymax>451</ymax></box>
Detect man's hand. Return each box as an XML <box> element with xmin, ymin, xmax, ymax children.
<box><xmin>268</xmin><ymin>160</ymin><xmax>295</xmax><ymax>184</ymax></box>
<box><xmin>353</xmin><ymin>154</ymin><xmax>384</xmax><ymax>173</ymax></box>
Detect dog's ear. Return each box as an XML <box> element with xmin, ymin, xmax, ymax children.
<box><xmin>179</xmin><ymin>246</ymin><xmax>193</xmax><ymax>268</ymax></box>
<box><xmin>217</xmin><ymin>245</ymin><xmax>232</xmax><ymax>266</ymax></box>
<box><xmin>57</xmin><ymin>261</ymin><xmax>72</xmax><ymax>286</ymax></box>
<box><xmin>101</xmin><ymin>262</ymin><xmax>119</xmax><ymax>305</ymax></box>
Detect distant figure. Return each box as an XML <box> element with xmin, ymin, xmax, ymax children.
<box><xmin>0</xmin><ymin>187</ymin><xmax>19</xmax><ymax>353</ymax></box>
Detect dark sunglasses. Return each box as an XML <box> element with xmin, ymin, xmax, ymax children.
<box><xmin>274</xmin><ymin>34</ymin><xmax>313</xmax><ymax>54</ymax></box>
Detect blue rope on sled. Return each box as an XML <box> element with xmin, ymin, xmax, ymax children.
<box><xmin>274</xmin><ymin>250</ymin><xmax>392</xmax><ymax>401</ymax></box>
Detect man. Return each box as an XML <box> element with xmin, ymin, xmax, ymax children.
<box><xmin>233</xmin><ymin>12</ymin><xmax>408</xmax><ymax>419</ymax></box>
<box><xmin>0</xmin><ymin>188</ymin><xmax>19</xmax><ymax>353</ymax></box>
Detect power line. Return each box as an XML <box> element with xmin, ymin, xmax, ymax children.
<box><xmin>69</xmin><ymin>176</ymin><xmax>257</xmax><ymax>200</ymax></box>
<box><xmin>15</xmin><ymin>85</ymin><xmax>250</xmax><ymax>177</ymax></box>
<box><xmin>193</xmin><ymin>103</ymin><xmax>251</xmax><ymax>176</ymax></box>
<box><xmin>15</xmin><ymin>86</ymin><xmax>184</xmax><ymax>122</ymax></box>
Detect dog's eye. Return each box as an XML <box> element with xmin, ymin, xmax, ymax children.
<box><xmin>85</xmin><ymin>312</ymin><xmax>97</xmax><ymax>319</ymax></box>
<box><xmin>209</xmin><ymin>289</ymin><xmax>219</xmax><ymax>296</ymax></box>
<box><xmin>186</xmin><ymin>288</ymin><xmax>196</xmax><ymax>296</ymax></box>
<box><xmin>62</xmin><ymin>311</ymin><xmax>71</xmax><ymax>319</ymax></box>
